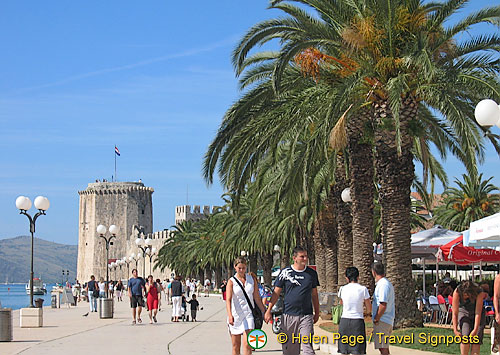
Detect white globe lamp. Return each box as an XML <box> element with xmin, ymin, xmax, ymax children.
<box><xmin>341</xmin><ymin>188</ymin><xmax>352</xmax><ymax>203</ymax></box>
<box><xmin>109</xmin><ymin>225</ymin><xmax>118</xmax><ymax>235</ymax></box>
<box><xmin>475</xmin><ymin>99</ymin><xmax>500</xmax><ymax>127</ymax></box>
<box><xmin>34</xmin><ymin>196</ymin><xmax>50</xmax><ymax>211</ymax></box>
<box><xmin>97</xmin><ymin>224</ymin><xmax>106</xmax><ymax>235</ymax></box>
<box><xmin>16</xmin><ymin>196</ymin><xmax>32</xmax><ymax>211</ymax></box>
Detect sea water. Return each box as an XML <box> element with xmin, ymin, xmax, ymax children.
<box><xmin>0</xmin><ymin>284</ymin><xmax>57</xmax><ymax>310</ymax></box>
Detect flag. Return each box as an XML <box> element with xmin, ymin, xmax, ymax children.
<box><xmin>115</xmin><ymin>146</ymin><xmax>121</xmax><ymax>156</ymax></box>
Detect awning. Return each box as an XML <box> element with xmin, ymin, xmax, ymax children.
<box><xmin>464</xmin><ymin>213</ymin><xmax>500</xmax><ymax>247</ymax></box>
<box><xmin>411</xmin><ymin>226</ymin><xmax>462</xmax><ymax>258</ymax></box>
<box><xmin>438</xmin><ymin>235</ymin><xmax>500</xmax><ymax>265</ymax></box>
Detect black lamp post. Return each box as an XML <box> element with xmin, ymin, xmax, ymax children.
<box><xmin>16</xmin><ymin>195</ymin><xmax>50</xmax><ymax>308</ymax></box>
<box><xmin>135</xmin><ymin>236</ymin><xmax>152</xmax><ymax>279</ymax></box>
<box><xmin>146</xmin><ymin>247</ymin><xmax>157</xmax><ymax>276</ymax></box>
<box><xmin>96</xmin><ymin>224</ymin><xmax>117</xmax><ymax>298</ymax></box>
<box><xmin>124</xmin><ymin>256</ymin><xmax>133</xmax><ymax>278</ymax></box>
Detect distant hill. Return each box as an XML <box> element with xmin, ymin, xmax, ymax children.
<box><xmin>0</xmin><ymin>236</ymin><xmax>77</xmax><ymax>283</ymax></box>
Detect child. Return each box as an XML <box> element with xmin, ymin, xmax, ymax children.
<box><xmin>188</xmin><ymin>294</ymin><xmax>200</xmax><ymax>322</ymax></box>
<box><xmin>181</xmin><ymin>293</ymin><xmax>188</xmax><ymax>321</ymax></box>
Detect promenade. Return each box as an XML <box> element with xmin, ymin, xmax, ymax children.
<box><xmin>2</xmin><ymin>294</ymin><xmax>441</xmax><ymax>355</ymax></box>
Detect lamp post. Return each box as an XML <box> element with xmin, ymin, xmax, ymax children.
<box><xmin>117</xmin><ymin>260</ymin><xmax>124</xmax><ymax>280</ymax></box>
<box><xmin>96</xmin><ymin>224</ymin><xmax>118</xmax><ymax>298</ymax></box>
<box><xmin>131</xmin><ymin>253</ymin><xmax>141</xmax><ymax>271</ymax></box>
<box><xmin>136</xmin><ymin>237</ymin><xmax>152</xmax><ymax>279</ymax></box>
<box><xmin>16</xmin><ymin>195</ymin><xmax>50</xmax><ymax>308</ymax></box>
<box><xmin>474</xmin><ymin>99</ymin><xmax>500</xmax><ymax>128</ymax></box>
<box><xmin>145</xmin><ymin>247</ymin><xmax>157</xmax><ymax>276</ymax></box>
<box><xmin>108</xmin><ymin>263</ymin><xmax>113</xmax><ymax>282</ymax></box>
<box><xmin>124</xmin><ymin>256</ymin><xmax>133</xmax><ymax>278</ymax></box>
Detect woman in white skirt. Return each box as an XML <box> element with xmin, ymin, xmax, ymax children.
<box><xmin>226</xmin><ymin>257</ymin><xmax>266</xmax><ymax>355</ymax></box>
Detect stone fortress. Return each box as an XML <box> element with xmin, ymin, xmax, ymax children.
<box><xmin>77</xmin><ymin>180</ymin><xmax>213</xmax><ymax>283</ymax></box>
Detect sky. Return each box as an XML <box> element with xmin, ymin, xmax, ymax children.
<box><xmin>0</xmin><ymin>0</ymin><xmax>499</xmax><ymax>245</ymax></box>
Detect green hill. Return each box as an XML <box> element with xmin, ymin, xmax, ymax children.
<box><xmin>0</xmin><ymin>236</ymin><xmax>77</xmax><ymax>283</ymax></box>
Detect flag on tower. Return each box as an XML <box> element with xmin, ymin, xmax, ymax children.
<box><xmin>115</xmin><ymin>146</ymin><xmax>121</xmax><ymax>156</ymax></box>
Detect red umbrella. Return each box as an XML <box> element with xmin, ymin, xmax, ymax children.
<box><xmin>438</xmin><ymin>235</ymin><xmax>500</xmax><ymax>265</ymax></box>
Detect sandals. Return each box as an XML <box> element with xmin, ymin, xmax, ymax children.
<box><xmin>153</xmin><ymin>316</ymin><xmax>157</xmax><ymax>323</ymax></box>
<box><xmin>137</xmin><ymin>318</ymin><xmax>142</xmax><ymax>324</ymax></box>
<box><xmin>132</xmin><ymin>320</ymin><xmax>136</xmax><ymax>325</ymax></box>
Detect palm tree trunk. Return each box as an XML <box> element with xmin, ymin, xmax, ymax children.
<box><xmin>262</xmin><ymin>253</ymin><xmax>273</xmax><ymax>286</ymax></box>
<box><xmin>320</xmin><ymin>193</ymin><xmax>339</xmax><ymax>292</ymax></box>
<box><xmin>374</xmin><ymin>97</ymin><xmax>422</xmax><ymax>328</ymax></box>
<box><xmin>348</xmin><ymin>107</ymin><xmax>375</xmax><ymax>293</ymax></box>
<box><xmin>226</xmin><ymin>262</ymin><xmax>232</xmax><ymax>279</ymax></box>
<box><xmin>313</xmin><ymin>219</ymin><xmax>327</xmax><ymax>291</ymax></box>
<box><xmin>280</xmin><ymin>248</ymin><xmax>289</xmax><ymax>268</ymax></box>
<box><xmin>215</xmin><ymin>266</ymin><xmax>222</xmax><ymax>289</ymax></box>
<box><xmin>249</xmin><ymin>253</ymin><xmax>258</xmax><ymax>275</ymax></box>
<box><xmin>335</xmin><ymin>153</ymin><xmax>353</xmax><ymax>286</ymax></box>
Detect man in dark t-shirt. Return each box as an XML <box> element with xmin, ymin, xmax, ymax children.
<box><xmin>265</xmin><ymin>246</ymin><xmax>320</xmax><ymax>355</ymax></box>
<box><xmin>171</xmin><ymin>276</ymin><xmax>183</xmax><ymax>322</ymax></box>
<box><xmin>86</xmin><ymin>275</ymin><xmax>98</xmax><ymax>312</ymax></box>
<box><xmin>128</xmin><ymin>269</ymin><xmax>146</xmax><ymax>324</ymax></box>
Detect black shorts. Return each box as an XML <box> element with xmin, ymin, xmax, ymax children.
<box><xmin>130</xmin><ymin>295</ymin><xmax>144</xmax><ymax>308</ymax></box>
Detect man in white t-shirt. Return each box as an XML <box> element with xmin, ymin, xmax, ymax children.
<box><xmin>338</xmin><ymin>266</ymin><xmax>371</xmax><ymax>355</ymax></box>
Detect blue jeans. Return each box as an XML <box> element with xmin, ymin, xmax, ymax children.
<box><xmin>89</xmin><ymin>291</ymin><xmax>98</xmax><ymax>312</ymax></box>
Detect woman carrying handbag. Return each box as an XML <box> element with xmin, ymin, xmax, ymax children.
<box><xmin>226</xmin><ymin>257</ymin><xmax>266</xmax><ymax>355</ymax></box>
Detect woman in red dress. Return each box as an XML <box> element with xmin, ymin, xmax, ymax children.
<box><xmin>146</xmin><ymin>275</ymin><xmax>159</xmax><ymax>324</ymax></box>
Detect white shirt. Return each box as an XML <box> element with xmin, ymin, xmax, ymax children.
<box><xmin>340</xmin><ymin>283</ymin><xmax>370</xmax><ymax>319</ymax></box>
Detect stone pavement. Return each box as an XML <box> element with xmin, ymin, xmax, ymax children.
<box><xmin>1</xmin><ymin>294</ymin><xmax>442</xmax><ymax>355</ymax></box>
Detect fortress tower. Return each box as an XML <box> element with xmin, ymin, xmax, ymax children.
<box><xmin>77</xmin><ymin>181</ymin><xmax>154</xmax><ymax>282</ymax></box>
<box><xmin>175</xmin><ymin>205</ymin><xmax>211</xmax><ymax>225</ymax></box>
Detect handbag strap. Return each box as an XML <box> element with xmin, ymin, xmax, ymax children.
<box><xmin>232</xmin><ymin>276</ymin><xmax>255</xmax><ymax>311</ymax></box>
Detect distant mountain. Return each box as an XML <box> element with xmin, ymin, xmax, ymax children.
<box><xmin>0</xmin><ymin>236</ymin><xmax>77</xmax><ymax>283</ymax></box>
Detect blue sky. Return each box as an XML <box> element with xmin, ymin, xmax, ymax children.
<box><xmin>0</xmin><ymin>0</ymin><xmax>499</xmax><ymax>244</ymax></box>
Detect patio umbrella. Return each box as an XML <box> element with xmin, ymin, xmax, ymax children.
<box><xmin>438</xmin><ymin>235</ymin><xmax>500</xmax><ymax>265</ymax></box>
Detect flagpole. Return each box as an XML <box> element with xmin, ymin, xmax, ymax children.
<box><xmin>114</xmin><ymin>145</ymin><xmax>117</xmax><ymax>182</ymax></box>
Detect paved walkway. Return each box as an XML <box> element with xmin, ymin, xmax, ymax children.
<box><xmin>2</xmin><ymin>294</ymin><xmax>443</xmax><ymax>354</ymax></box>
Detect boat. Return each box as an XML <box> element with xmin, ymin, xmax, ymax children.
<box><xmin>25</xmin><ymin>278</ymin><xmax>47</xmax><ymax>295</ymax></box>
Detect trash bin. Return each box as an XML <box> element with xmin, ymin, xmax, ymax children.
<box><xmin>99</xmin><ymin>298</ymin><xmax>113</xmax><ymax>319</ymax></box>
<box><xmin>0</xmin><ymin>308</ymin><xmax>12</xmax><ymax>342</ymax></box>
<box><xmin>51</xmin><ymin>294</ymin><xmax>57</xmax><ymax>308</ymax></box>
<box><xmin>34</xmin><ymin>298</ymin><xmax>44</xmax><ymax>308</ymax></box>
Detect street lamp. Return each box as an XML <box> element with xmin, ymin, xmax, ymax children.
<box><xmin>241</xmin><ymin>250</ymin><xmax>247</xmax><ymax>257</ymax></box>
<box><xmin>136</xmin><ymin>237</ymin><xmax>152</xmax><ymax>278</ymax></box>
<box><xmin>475</xmin><ymin>99</ymin><xmax>500</xmax><ymax>128</ymax></box>
<box><xmin>145</xmin><ymin>247</ymin><xmax>157</xmax><ymax>276</ymax></box>
<box><xmin>124</xmin><ymin>256</ymin><xmax>133</xmax><ymax>278</ymax></box>
<box><xmin>96</xmin><ymin>224</ymin><xmax>118</xmax><ymax>298</ymax></box>
<box><xmin>16</xmin><ymin>195</ymin><xmax>50</xmax><ymax>308</ymax></box>
<box><xmin>341</xmin><ymin>188</ymin><xmax>352</xmax><ymax>203</ymax></box>
<box><xmin>131</xmin><ymin>252</ymin><xmax>141</xmax><ymax>271</ymax></box>
<box><xmin>116</xmin><ymin>259</ymin><xmax>124</xmax><ymax>280</ymax></box>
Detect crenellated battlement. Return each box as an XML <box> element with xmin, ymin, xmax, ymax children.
<box><xmin>146</xmin><ymin>230</ymin><xmax>172</xmax><ymax>240</ymax></box>
<box><xmin>175</xmin><ymin>204</ymin><xmax>217</xmax><ymax>225</ymax></box>
<box><xmin>78</xmin><ymin>182</ymin><xmax>154</xmax><ymax>195</ymax></box>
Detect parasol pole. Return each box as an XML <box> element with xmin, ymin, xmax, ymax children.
<box><xmin>422</xmin><ymin>258</ymin><xmax>426</xmax><ymax>297</ymax></box>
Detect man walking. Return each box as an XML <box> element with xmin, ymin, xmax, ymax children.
<box><xmin>128</xmin><ymin>269</ymin><xmax>146</xmax><ymax>325</ymax></box>
<box><xmin>85</xmin><ymin>275</ymin><xmax>98</xmax><ymax>312</ymax></box>
<box><xmin>171</xmin><ymin>276</ymin><xmax>183</xmax><ymax>322</ymax></box>
<box><xmin>371</xmin><ymin>262</ymin><xmax>395</xmax><ymax>355</ymax></box>
<box><xmin>265</xmin><ymin>246</ymin><xmax>320</xmax><ymax>354</ymax></box>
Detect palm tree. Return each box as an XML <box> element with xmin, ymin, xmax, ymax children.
<box><xmin>228</xmin><ymin>0</ymin><xmax>499</xmax><ymax>328</ymax></box>
<box><xmin>435</xmin><ymin>173</ymin><xmax>500</xmax><ymax>231</ymax></box>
